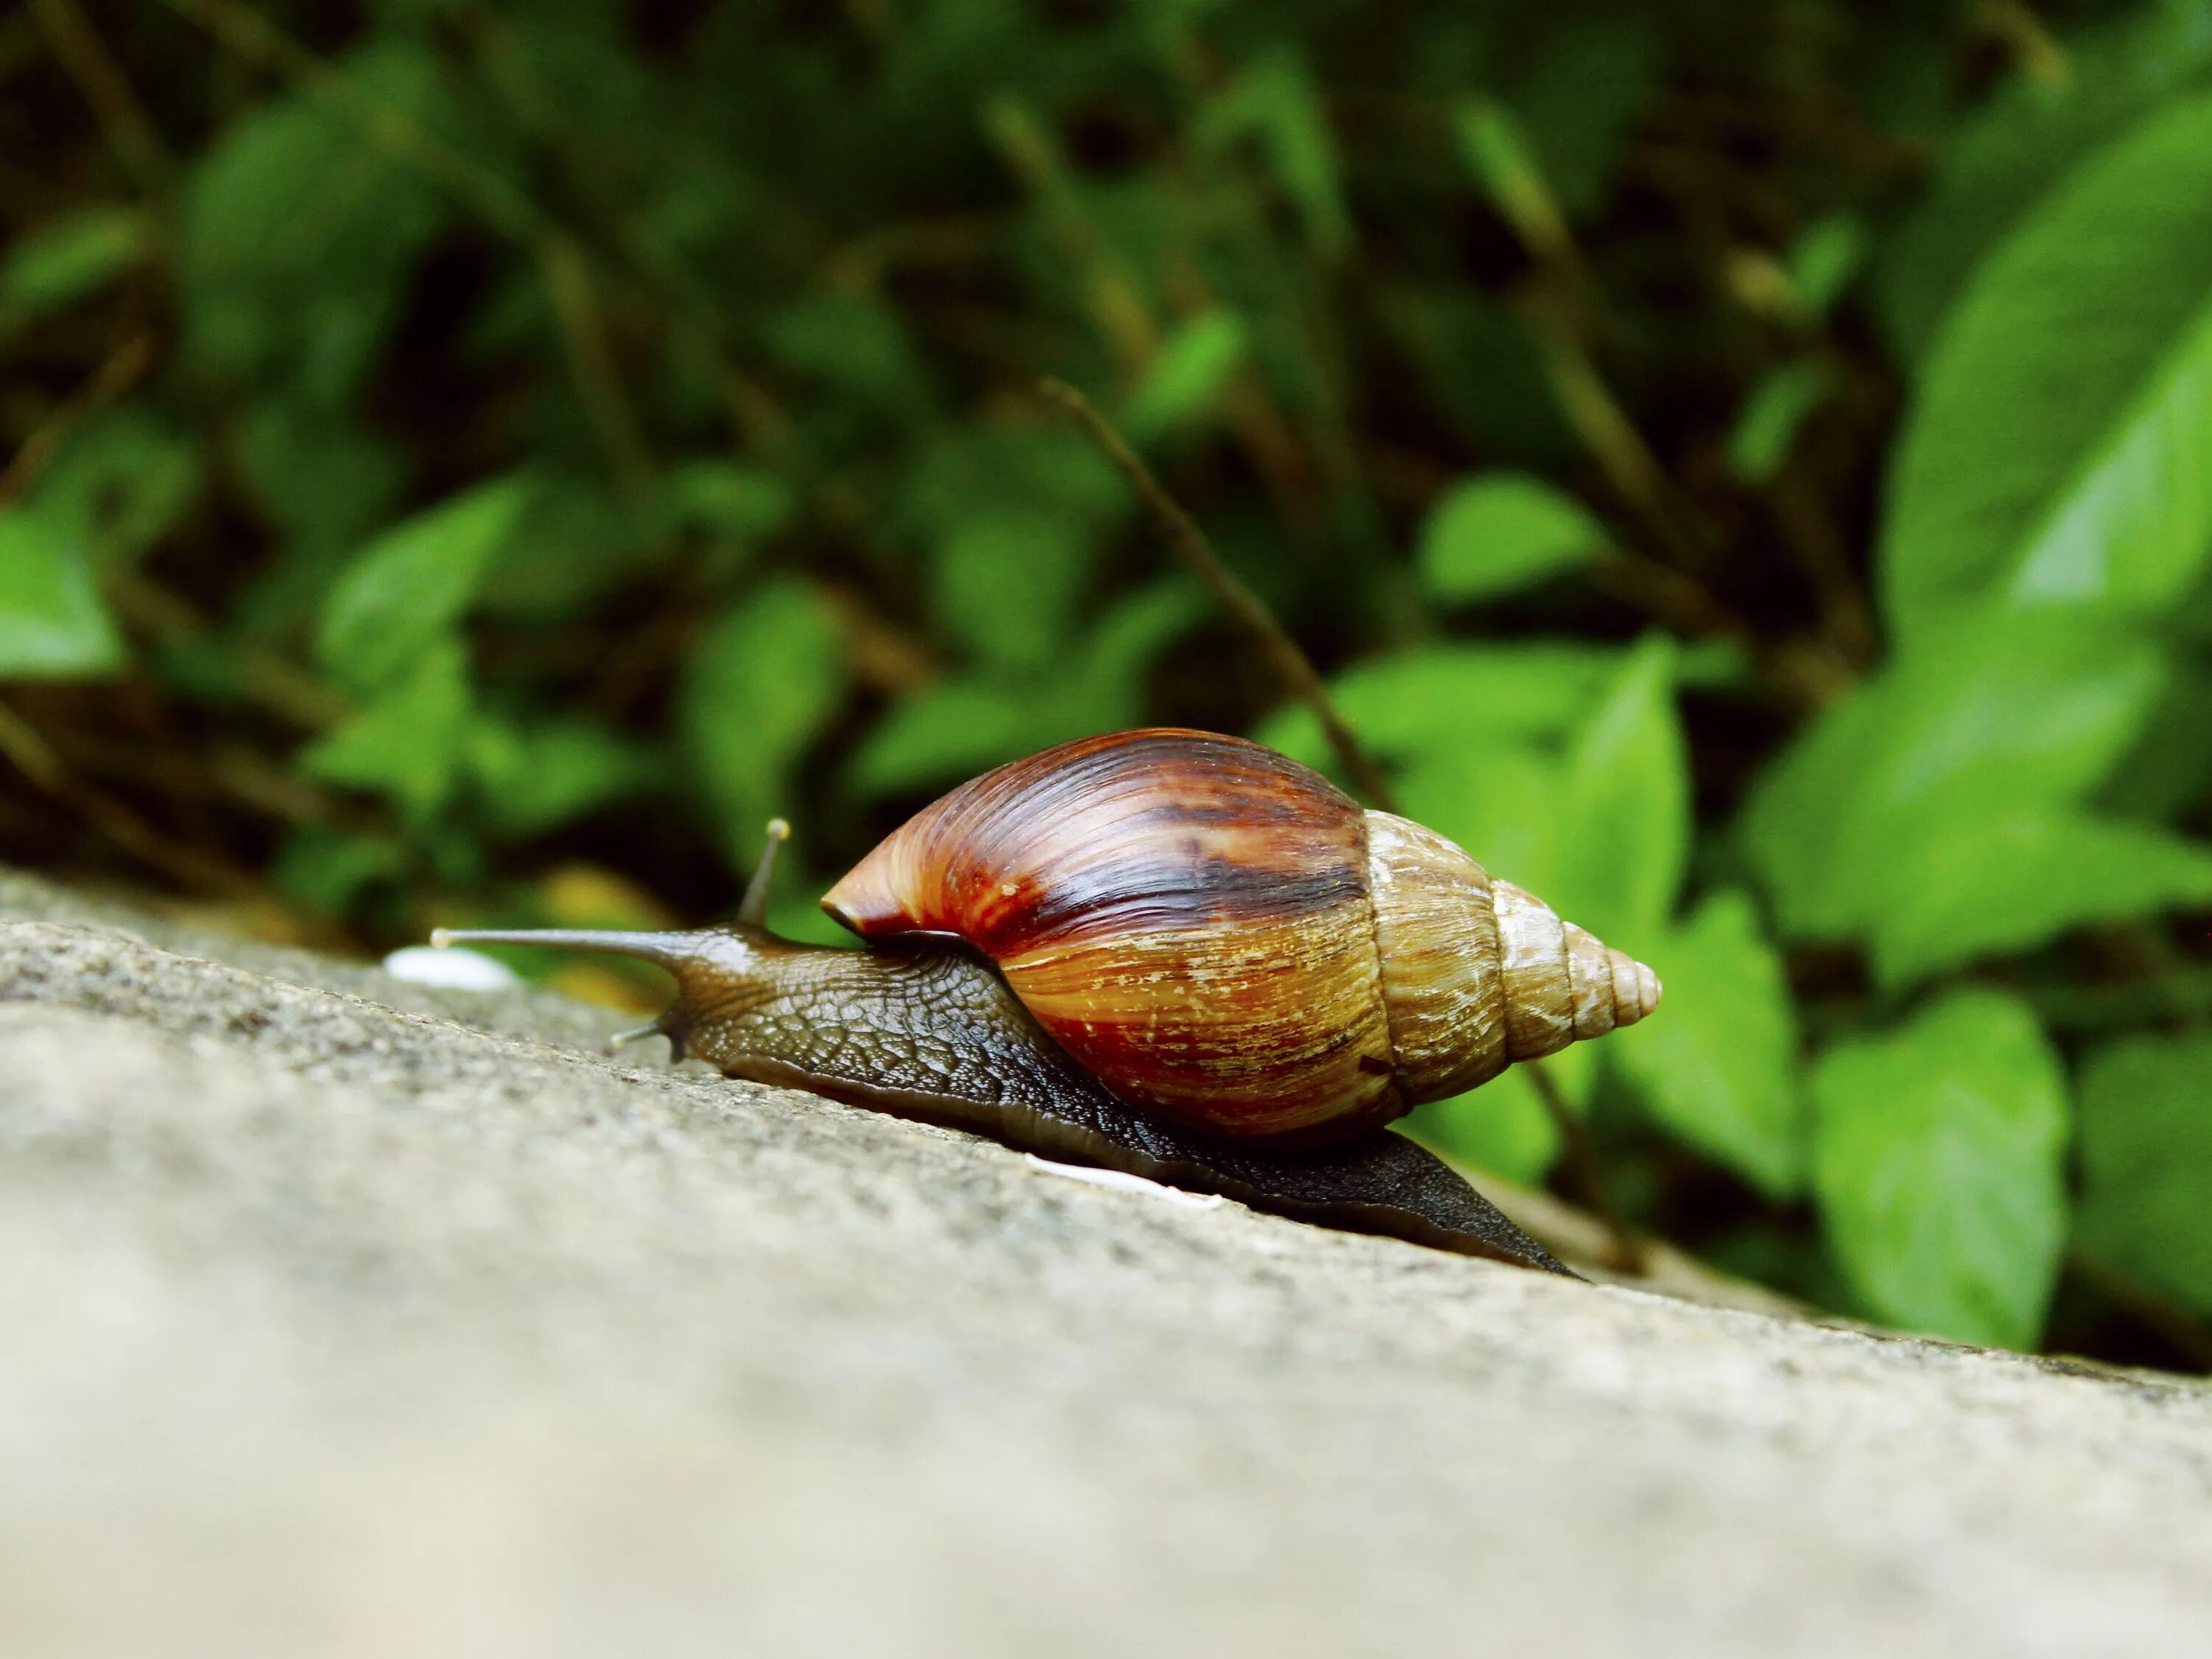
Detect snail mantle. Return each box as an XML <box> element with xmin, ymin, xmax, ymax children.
<box><xmin>2</xmin><ymin>870</ymin><xmax>2210</xmax><ymax>1659</ymax></box>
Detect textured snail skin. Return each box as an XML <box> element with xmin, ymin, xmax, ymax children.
<box><xmin>431</xmin><ymin>729</ymin><xmax>1660</xmax><ymax>1277</ymax></box>
<box><xmin>823</xmin><ymin>729</ymin><xmax>1660</xmax><ymax>1141</ymax></box>
<box><xmin>622</xmin><ymin>925</ymin><xmax>1573</xmax><ymax>1276</ymax></box>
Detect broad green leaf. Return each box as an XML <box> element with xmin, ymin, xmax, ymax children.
<box><xmin>1404</xmin><ymin>1072</ymin><xmax>1562</xmax><ymax>1188</ymax></box>
<box><xmin>1124</xmin><ymin>310</ymin><xmax>1249</xmax><ymax>444</ymax></box>
<box><xmin>271</xmin><ymin>827</ymin><xmax>405</xmax><ymax>919</ymax></box>
<box><xmin>762</xmin><ymin>291</ymin><xmax>931</xmax><ymax>415</ymax></box>
<box><xmin>299</xmin><ymin>638</ymin><xmax>473</xmax><ymax>820</ymax></box>
<box><xmin>1811</xmin><ymin>990</ymin><xmax>2067</xmax><ymax>1349</ymax></box>
<box><xmin>933</xmin><ymin>507</ymin><xmax>1093</xmax><ymax>671</ymax></box>
<box><xmin>0</xmin><ymin>205</ymin><xmax>153</xmax><ymax>327</ymax></box>
<box><xmin>182</xmin><ymin>41</ymin><xmax>456</xmax><ymax>403</ymax></box>
<box><xmin>1253</xmin><ymin>642</ymin><xmax>1618</xmax><ymax>773</ymax></box>
<box><xmin>316</xmin><ymin>476</ymin><xmax>537</xmax><ymax>695</ymax></box>
<box><xmin>476</xmin><ymin>478</ymin><xmax>652</xmax><ymax>620</ymax></box>
<box><xmin>2075</xmin><ymin>1032</ymin><xmax>2212</xmax><ymax>1315</ymax></box>
<box><xmin>1549</xmin><ymin>634</ymin><xmax>1686</xmax><ymax>948</ymax></box>
<box><xmin>1727</xmin><ymin>364</ymin><xmax>1829</xmax><ymax>484</ymax></box>
<box><xmin>655</xmin><ymin>462</ymin><xmax>794</xmax><ymax>543</ymax></box>
<box><xmin>0</xmin><ymin>509</ymin><xmax>124</xmax><ymax>679</ymax></box>
<box><xmin>1396</xmin><ymin>744</ymin><xmax>1565</xmax><ymax>897</ymax></box>
<box><xmin>469</xmin><ymin>717</ymin><xmax>657</xmax><ymax>837</ymax></box>
<box><xmin>1416</xmin><ymin>474</ymin><xmax>1609</xmax><ymax>606</ymax></box>
<box><xmin>1876</xmin><ymin>7</ymin><xmax>2212</xmax><ymax>361</ymax></box>
<box><xmin>31</xmin><ymin>407</ymin><xmax>203</xmax><ymax>567</ymax></box>
<box><xmin>900</xmin><ymin>428</ymin><xmax>1124</xmax><ymax>547</ymax></box>
<box><xmin>851</xmin><ymin>677</ymin><xmax>1051</xmax><ymax>799</ymax></box>
<box><xmin>1615</xmin><ymin>890</ymin><xmax>1803</xmax><ymax>1200</ymax></box>
<box><xmin>237</xmin><ymin>404</ymin><xmax>408</xmax><ymax>578</ymax></box>
<box><xmin>681</xmin><ymin>580</ymin><xmax>848</xmax><ymax>855</ymax></box>
<box><xmin>854</xmin><ymin>581</ymin><xmax>1201</xmax><ymax>799</ymax></box>
<box><xmin>1871</xmin><ymin>811</ymin><xmax>2212</xmax><ymax>987</ymax></box>
<box><xmin>1744</xmin><ymin>613</ymin><xmax>2167</xmax><ymax>939</ymax></box>
<box><xmin>1884</xmin><ymin>94</ymin><xmax>2212</xmax><ymax>643</ymax></box>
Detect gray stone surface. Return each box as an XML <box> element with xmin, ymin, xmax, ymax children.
<box><xmin>1</xmin><ymin>873</ymin><xmax>2209</xmax><ymax>1658</ymax></box>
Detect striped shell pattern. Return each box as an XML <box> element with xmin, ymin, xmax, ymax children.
<box><xmin>821</xmin><ymin>729</ymin><xmax>1660</xmax><ymax>1141</ymax></box>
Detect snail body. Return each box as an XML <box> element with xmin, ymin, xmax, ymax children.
<box><xmin>434</xmin><ymin>730</ymin><xmax>1662</xmax><ymax>1276</ymax></box>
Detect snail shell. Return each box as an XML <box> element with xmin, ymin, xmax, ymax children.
<box><xmin>822</xmin><ymin>729</ymin><xmax>1659</xmax><ymax>1141</ymax></box>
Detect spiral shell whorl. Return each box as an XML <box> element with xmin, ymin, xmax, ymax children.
<box><xmin>1363</xmin><ymin>813</ymin><xmax>1661</xmax><ymax>1096</ymax></box>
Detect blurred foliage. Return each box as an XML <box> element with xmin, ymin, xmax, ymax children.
<box><xmin>6</xmin><ymin>0</ymin><xmax>2212</xmax><ymax>1366</ymax></box>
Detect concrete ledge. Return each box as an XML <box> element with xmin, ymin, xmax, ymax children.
<box><xmin>2</xmin><ymin>877</ymin><xmax>2208</xmax><ymax>1658</ymax></box>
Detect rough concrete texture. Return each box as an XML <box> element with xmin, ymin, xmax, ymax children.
<box><xmin>2</xmin><ymin>871</ymin><xmax>2210</xmax><ymax>1658</ymax></box>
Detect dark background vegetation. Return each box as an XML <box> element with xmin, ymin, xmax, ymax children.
<box><xmin>6</xmin><ymin>0</ymin><xmax>2211</xmax><ymax>1366</ymax></box>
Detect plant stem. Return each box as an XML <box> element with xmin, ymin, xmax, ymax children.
<box><xmin>1040</xmin><ymin>378</ymin><xmax>1399</xmax><ymax>813</ymax></box>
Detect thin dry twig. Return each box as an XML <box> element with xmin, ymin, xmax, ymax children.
<box><xmin>0</xmin><ymin>333</ymin><xmax>155</xmax><ymax>505</ymax></box>
<box><xmin>28</xmin><ymin>0</ymin><xmax>178</xmax><ymax>202</ymax></box>
<box><xmin>1040</xmin><ymin>377</ymin><xmax>1399</xmax><ymax>812</ymax></box>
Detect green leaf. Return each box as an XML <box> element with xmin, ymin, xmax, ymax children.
<box><xmin>850</xmin><ymin>677</ymin><xmax>1051</xmax><ymax>799</ymax></box>
<box><xmin>1123</xmin><ymin>310</ymin><xmax>1249</xmax><ymax>444</ymax></box>
<box><xmin>2075</xmin><ymin>1032</ymin><xmax>2212</xmax><ymax>1315</ymax></box>
<box><xmin>1883</xmin><ymin>94</ymin><xmax>2212</xmax><ymax>644</ymax></box>
<box><xmin>271</xmin><ymin>826</ymin><xmax>404</xmax><ymax>919</ymax></box>
<box><xmin>476</xmin><ymin>478</ymin><xmax>653</xmax><ymax>621</ymax></box>
<box><xmin>469</xmin><ymin>717</ymin><xmax>657</xmax><ymax>837</ymax></box>
<box><xmin>655</xmin><ymin>462</ymin><xmax>795</xmax><ymax>543</ymax></box>
<box><xmin>1785</xmin><ymin>215</ymin><xmax>1866</xmax><ymax>318</ymax></box>
<box><xmin>0</xmin><ymin>508</ymin><xmax>124</xmax><ymax>679</ymax></box>
<box><xmin>762</xmin><ymin>290</ymin><xmax>931</xmax><ymax>415</ymax></box>
<box><xmin>853</xmin><ymin>581</ymin><xmax>1202</xmax><ymax>799</ymax></box>
<box><xmin>680</xmin><ymin>580</ymin><xmax>848</xmax><ymax>855</ymax></box>
<box><xmin>1810</xmin><ymin>989</ymin><xmax>2067</xmax><ymax>1349</ymax></box>
<box><xmin>299</xmin><ymin>638</ymin><xmax>473</xmax><ymax>820</ymax></box>
<box><xmin>1744</xmin><ymin>613</ymin><xmax>2168</xmax><ymax>939</ymax></box>
<box><xmin>1614</xmin><ymin>890</ymin><xmax>1803</xmax><ymax>1200</ymax></box>
<box><xmin>1726</xmin><ymin>364</ymin><xmax>1829</xmax><ymax>484</ymax></box>
<box><xmin>1870</xmin><ymin>811</ymin><xmax>2212</xmax><ymax>987</ymax></box>
<box><xmin>1548</xmin><ymin>634</ymin><xmax>1687</xmax><ymax>947</ymax></box>
<box><xmin>316</xmin><ymin>476</ymin><xmax>537</xmax><ymax>695</ymax></box>
<box><xmin>30</xmin><ymin>407</ymin><xmax>203</xmax><ymax>568</ymax></box>
<box><xmin>1253</xmin><ymin>642</ymin><xmax>1618</xmax><ymax>773</ymax></box>
<box><xmin>1455</xmin><ymin>98</ymin><xmax>1570</xmax><ymax>262</ymax></box>
<box><xmin>1416</xmin><ymin>474</ymin><xmax>1609</xmax><ymax>605</ymax></box>
<box><xmin>933</xmin><ymin>507</ymin><xmax>1093</xmax><ymax>671</ymax></box>
<box><xmin>181</xmin><ymin>41</ymin><xmax>457</xmax><ymax>403</ymax></box>
<box><xmin>1403</xmin><ymin>1072</ymin><xmax>1562</xmax><ymax>1188</ymax></box>
<box><xmin>1198</xmin><ymin>50</ymin><xmax>1349</xmax><ymax>258</ymax></box>
<box><xmin>1386</xmin><ymin>742</ymin><xmax>1555</xmax><ymax>895</ymax></box>
<box><xmin>0</xmin><ymin>205</ymin><xmax>153</xmax><ymax>327</ymax></box>
<box><xmin>236</xmin><ymin>403</ymin><xmax>408</xmax><ymax>577</ymax></box>
<box><xmin>899</xmin><ymin>428</ymin><xmax>1124</xmax><ymax>547</ymax></box>
<box><xmin>1875</xmin><ymin>7</ymin><xmax>2212</xmax><ymax>361</ymax></box>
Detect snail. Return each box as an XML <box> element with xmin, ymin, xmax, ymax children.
<box><xmin>433</xmin><ymin>729</ymin><xmax>1660</xmax><ymax>1276</ymax></box>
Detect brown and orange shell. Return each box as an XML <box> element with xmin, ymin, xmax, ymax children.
<box><xmin>821</xmin><ymin>729</ymin><xmax>1659</xmax><ymax>1141</ymax></box>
